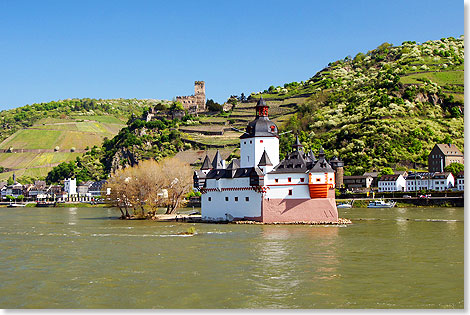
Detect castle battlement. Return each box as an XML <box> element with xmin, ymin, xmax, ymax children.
<box><xmin>176</xmin><ymin>81</ymin><xmax>206</xmax><ymax>113</ymax></box>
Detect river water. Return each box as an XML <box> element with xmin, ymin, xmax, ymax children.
<box><xmin>0</xmin><ymin>206</ymin><xmax>463</xmax><ymax>309</ymax></box>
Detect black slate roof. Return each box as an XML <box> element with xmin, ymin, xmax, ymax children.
<box><xmin>204</xmin><ymin>167</ymin><xmax>264</xmax><ymax>180</ymax></box>
<box><xmin>200</xmin><ymin>154</ymin><xmax>212</xmax><ymax>170</ymax></box>
<box><xmin>211</xmin><ymin>150</ymin><xmax>223</xmax><ymax>169</ymax></box>
<box><xmin>240</xmin><ymin>97</ymin><xmax>278</xmax><ymax>139</ymax></box>
<box><xmin>270</xmin><ymin>144</ymin><xmax>334</xmax><ymax>174</ymax></box>
<box><xmin>258</xmin><ymin>150</ymin><xmax>273</xmax><ymax>166</ymax></box>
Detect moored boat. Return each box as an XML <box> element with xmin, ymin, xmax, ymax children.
<box><xmin>367</xmin><ymin>200</ymin><xmax>396</xmax><ymax>208</ymax></box>
<box><xmin>337</xmin><ymin>203</ymin><xmax>352</xmax><ymax>208</ymax></box>
<box><xmin>8</xmin><ymin>203</ymin><xmax>26</xmax><ymax>208</ymax></box>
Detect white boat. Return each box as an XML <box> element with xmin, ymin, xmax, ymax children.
<box><xmin>8</xmin><ymin>203</ymin><xmax>26</xmax><ymax>208</ymax></box>
<box><xmin>337</xmin><ymin>203</ymin><xmax>352</xmax><ymax>208</ymax></box>
<box><xmin>367</xmin><ymin>200</ymin><xmax>396</xmax><ymax>208</ymax></box>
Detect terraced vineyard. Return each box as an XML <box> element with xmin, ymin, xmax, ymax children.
<box><xmin>0</xmin><ymin>116</ymin><xmax>125</xmax><ymax>181</ymax></box>
<box><xmin>179</xmin><ymin>98</ymin><xmax>300</xmax><ymax>150</ymax></box>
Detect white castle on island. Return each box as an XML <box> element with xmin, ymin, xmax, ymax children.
<box><xmin>193</xmin><ymin>97</ymin><xmax>339</xmax><ymax>223</ymax></box>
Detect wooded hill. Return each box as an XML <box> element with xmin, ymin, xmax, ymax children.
<box><xmin>257</xmin><ymin>36</ymin><xmax>464</xmax><ymax>175</ymax></box>
<box><xmin>0</xmin><ymin>36</ymin><xmax>464</xmax><ymax>182</ymax></box>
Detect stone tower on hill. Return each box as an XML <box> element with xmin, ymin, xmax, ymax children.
<box><xmin>176</xmin><ymin>81</ymin><xmax>206</xmax><ymax>113</ymax></box>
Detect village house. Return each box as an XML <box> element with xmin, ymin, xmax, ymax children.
<box><xmin>455</xmin><ymin>171</ymin><xmax>464</xmax><ymax>191</ymax></box>
<box><xmin>1</xmin><ymin>182</ymin><xmax>24</xmax><ymax>200</ymax></box>
<box><xmin>89</xmin><ymin>180</ymin><xmax>107</xmax><ymax>197</ymax></box>
<box><xmin>378</xmin><ymin>174</ymin><xmax>406</xmax><ymax>192</ymax></box>
<box><xmin>343</xmin><ymin>175</ymin><xmax>373</xmax><ymax>190</ymax></box>
<box><xmin>362</xmin><ymin>171</ymin><xmax>380</xmax><ymax>187</ymax></box>
<box><xmin>405</xmin><ymin>172</ymin><xmax>455</xmax><ymax>192</ymax></box>
<box><xmin>25</xmin><ymin>180</ymin><xmax>47</xmax><ymax>200</ymax></box>
<box><xmin>405</xmin><ymin>172</ymin><xmax>433</xmax><ymax>191</ymax></box>
<box><xmin>430</xmin><ymin>172</ymin><xmax>454</xmax><ymax>191</ymax></box>
<box><xmin>428</xmin><ymin>143</ymin><xmax>464</xmax><ymax>173</ymax></box>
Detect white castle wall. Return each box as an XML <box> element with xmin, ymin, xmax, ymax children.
<box><xmin>265</xmin><ymin>173</ymin><xmax>310</xmax><ymax>199</ymax></box>
<box><xmin>240</xmin><ymin>137</ymin><xmax>279</xmax><ymax>168</ymax></box>
<box><xmin>201</xmin><ymin>177</ymin><xmax>262</xmax><ymax>221</ymax></box>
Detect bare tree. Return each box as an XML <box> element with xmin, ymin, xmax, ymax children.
<box><xmin>105</xmin><ymin>157</ymin><xmax>193</xmax><ymax>218</ymax></box>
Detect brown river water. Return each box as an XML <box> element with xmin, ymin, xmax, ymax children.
<box><xmin>0</xmin><ymin>206</ymin><xmax>463</xmax><ymax>309</ymax></box>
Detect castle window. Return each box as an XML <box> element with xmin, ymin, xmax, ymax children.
<box><xmin>225</xmin><ymin>197</ymin><xmax>229</xmax><ymax>201</ymax></box>
<box><xmin>288</xmin><ymin>177</ymin><xmax>292</xmax><ymax>182</ymax></box>
<box><xmin>288</xmin><ymin>189</ymin><xmax>293</xmax><ymax>195</ymax></box>
<box><xmin>300</xmin><ymin>178</ymin><xmax>304</xmax><ymax>183</ymax></box>
<box><xmin>208</xmin><ymin>197</ymin><xmax>212</xmax><ymax>201</ymax></box>
<box><xmin>316</xmin><ymin>178</ymin><xmax>321</xmax><ymax>182</ymax></box>
<box><xmin>245</xmin><ymin>197</ymin><xmax>249</xmax><ymax>202</ymax></box>
<box><xmin>275</xmin><ymin>178</ymin><xmax>279</xmax><ymax>183</ymax></box>
<box><xmin>235</xmin><ymin>197</ymin><xmax>238</xmax><ymax>202</ymax></box>
<box><xmin>250</xmin><ymin>141</ymin><xmax>252</xmax><ymax>144</ymax></box>
<box><xmin>270</xmin><ymin>126</ymin><xmax>275</xmax><ymax>132</ymax></box>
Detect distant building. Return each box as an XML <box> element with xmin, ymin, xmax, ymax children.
<box><xmin>64</xmin><ymin>178</ymin><xmax>77</xmax><ymax>196</ymax></box>
<box><xmin>430</xmin><ymin>172</ymin><xmax>454</xmax><ymax>191</ymax></box>
<box><xmin>1</xmin><ymin>183</ymin><xmax>24</xmax><ymax>199</ymax></box>
<box><xmin>405</xmin><ymin>172</ymin><xmax>455</xmax><ymax>192</ymax></box>
<box><xmin>378</xmin><ymin>174</ymin><xmax>406</xmax><ymax>192</ymax></box>
<box><xmin>456</xmin><ymin>171</ymin><xmax>464</xmax><ymax>191</ymax></box>
<box><xmin>343</xmin><ymin>175</ymin><xmax>373</xmax><ymax>190</ymax></box>
<box><xmin>176</xmin><ymin>81</ymin><xmax>206</xmax><ymax>113</ymax></box>
<box><xmin>405</xmin><ymin>172</ymin><xmax>433</xmax><ymax>191</ymax></box>
<box><xmin>428</xmin><ymin>144</ymin><xmax>464</xmax><ymax>173</ymax></box>
<box><xmin>89</xmin><ymin>180</ymin><xmax>107</xmax><ymax>197</ymax></box>
<box><xmin>363</xmin><ymin>171</ymin><xmax>380</xmax><ymax>187</ymax></box>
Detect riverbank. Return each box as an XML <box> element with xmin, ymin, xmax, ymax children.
<box><xmin>336</xmin><ymin>197</ymin><xmax>464</xmax><ymax>208</ymax></box>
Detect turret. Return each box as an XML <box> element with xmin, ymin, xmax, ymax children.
<box><xmin>329</xmin><ymin>156</ymin><xmax>344</xmax><ymax>188</ymax></box>
<box><xmin>258</xmin><ymin>149</ymin><xmax>273</xmax><ymax>174</ymax></box>
<box><xmin>239</xmin><ymin>97</ymin><xmax>279</xmax><ymax>168</ymax></box>
<box><xmin>211</xmin><ymin>150</ymin><xmax>224</xmax><ymax>169</ymax></box>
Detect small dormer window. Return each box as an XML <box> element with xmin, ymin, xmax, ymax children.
<box><xmin>270</xmin><ymin>126</ymin><xmax>275</xmax><ymax>132</ymax></box>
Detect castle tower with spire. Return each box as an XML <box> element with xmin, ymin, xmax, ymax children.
<box><xmin>240</xmin><ymin>96</ymin><xmax>279</xmax><ymax>168</ymax></box>
<box><xmin>193</xmin><ymin>98</ymin><xmax>338</xmax><ymax>223</ymax></box>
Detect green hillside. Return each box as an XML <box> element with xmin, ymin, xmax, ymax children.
<box><xmin>253</xmin><ymin>36</ymin><xmax>464</xmax><ymax>175</ymax></box>
<box><xmin>0</xmin><ymin>98</ymin><xmax>168</xmax><ymax>182</ymax></box>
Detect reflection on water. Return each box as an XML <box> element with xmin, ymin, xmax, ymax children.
<box><xmin>0</xmin><ymin>207</ymin><xmax>463</xmax><ymax>309</ymax></box>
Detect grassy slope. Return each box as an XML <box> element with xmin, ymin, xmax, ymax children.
<box><xmin>0</xmin><ymin>115</ymin><xmax>126</xmax><ymax>181</ymax></box>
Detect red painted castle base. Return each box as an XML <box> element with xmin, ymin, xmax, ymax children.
<box><xmin>260</xmin><ymin>189</ymin><xmax>338</xmax><ymax>223</ymax></box>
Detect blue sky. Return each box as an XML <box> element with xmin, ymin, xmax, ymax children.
<box><xmin>0</xmin><ymin>0</ymin><xmax>463</xmax><ymax>110</ymax></box>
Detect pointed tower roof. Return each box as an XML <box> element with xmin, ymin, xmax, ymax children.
<box><xmin>211</xmin><ymin>150</ymin><xmax>224</xmax><ymax>169</ymax></box>
<box><xmin>256</xmin><ymin>95</ymin><xmax>267</xmax><ymax>107</ymax></box>
<box><xmin>240</xmin><ymin>96</ymin><xmax>278</xmax><ymax>139</ymax></box>
<box><xmin>307</xmin><ymin>149</ymin><xmax>316</xmax><ymax>162</ymax></box>
<box><xmin>200</xmin><ymin>154</ymin><xmax>212</xmax><ymax>170</ymax></box>
<box><xmin>310</xmin><ymin>147</ymin><xmax>334</xmax><ymax>173</ymax></box>
<box><xmin>292</xmin><ymin>136</ymin><xmax>303</xmax><ymax>151</ymax></box>
<box><xmin>258</xmin><ymin>150</ymin><xmax>273</xmax><ymax>166</ymax></box>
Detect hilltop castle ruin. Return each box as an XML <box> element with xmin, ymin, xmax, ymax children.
<box><xmin>176</xmin><ymin>81</ymin><xmax>205</xmax><ymax>113</ymax></box>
